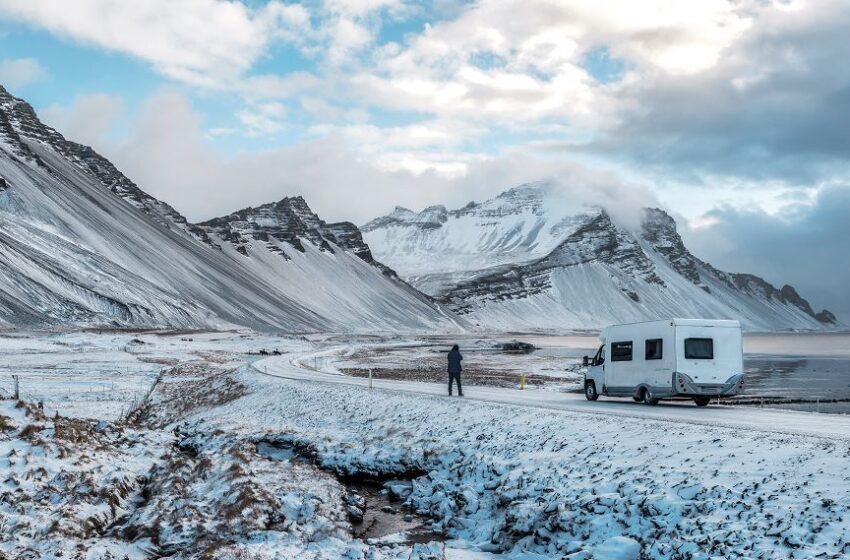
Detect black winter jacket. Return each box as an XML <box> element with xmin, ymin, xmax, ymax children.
<box><xmin>447</xmin><ymin>348</ymin><xmax>463</xmax><ymax>374</ymax></box>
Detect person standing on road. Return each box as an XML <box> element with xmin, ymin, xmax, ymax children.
<box><xmin>447</xmin><ymin>344</ymin><xmax>464</xmax><ymax>396</ymax></box>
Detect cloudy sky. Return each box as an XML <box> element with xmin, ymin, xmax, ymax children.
<box><xmin>0</xmin><ymin>0</ymin><xmax>848</xmax><ymax>319</ymax></box>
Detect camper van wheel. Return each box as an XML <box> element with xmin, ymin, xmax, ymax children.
<box><xmin>642</xmin><ymin>388</ymin><xmax>659</xmax><ymax>406</ymax></box>
<box><xmin>693</xmin><ymin>396</ymin><xmax>711</xmax><ymax>407</ymax></box>
<box><xmin>632</xmin><ymin>395</ymin><xmax>642</xmax><ymax>402</ymax></box>
<box><xmin>584</xmin><ymin>381</ymin><xmax>598</xmax><ymax>401</ymax></box>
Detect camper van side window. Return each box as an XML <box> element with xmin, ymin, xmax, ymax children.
<box><xmin>611</xmin><ymin>341</ymin><xmax>633</xmax><ymax>362</ymax></box>
<box><xmin>645</xmin><ymin>339</ymin><xmax>663</xmax><ymax>360</ymax></box>
<box><xmin>685</xmin><ymin>338</ymin><xmax>714</xmax><ymax>359</ymax></box>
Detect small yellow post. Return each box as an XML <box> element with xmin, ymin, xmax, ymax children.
<box><xmin>519</xmin><ymin>374</ymin><xmax>526</xmax><ymax>390</ymax></box>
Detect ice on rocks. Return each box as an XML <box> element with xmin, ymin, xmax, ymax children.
<box><xmin>593</xmin><ymin>536</ymin><xmax>641</xmax><ymax>559</ymax></box>
<box><xmin>410</xmin><ymin>541</ymin><xmax>446</xmax><ymax>559</ymax></box>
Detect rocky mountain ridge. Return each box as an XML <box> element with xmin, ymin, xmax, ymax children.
<box><xmin>0</xmin><ymin>85</ymin><xmax>454</xmax><ymax>331</ymax></box>
<box><xmin>195</xmin><ymin>196</ymin><xmax>396</xmax><ymax>277</ymax></box>
<box><xmin>0</xmin><ymin>86</ymin><xmax>189</xmax><ymax>231</ymax></box>
<box><xmin>364</xmin><ymin>184</ymin><xmax>837</xmax><ymax>331</ymax></box>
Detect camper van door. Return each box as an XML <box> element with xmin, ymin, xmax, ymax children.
<box><xmin>646</xmin><ymin>327</ymin><xmax>675</xmax><ymax>388</ymax></box>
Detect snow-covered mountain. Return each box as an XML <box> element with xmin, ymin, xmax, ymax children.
<box><xmin>363</xmin><ymin>183</ymin><xmax>838</xmax><ymax>331</ymax></box>
<box><xmin>193</xmin><ymin>196</ymin><xmax>397</xmax><ymax>276</ymax></box>
<box><xmin>0</xmin><ymin>85</ymin><xmax>457</xmax><ymax>332</ymax></box>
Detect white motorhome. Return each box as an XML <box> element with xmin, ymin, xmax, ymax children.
<box><xmin>583</xmin><ymin>319</ymin><xmax>745</xmax><ymax>406</ymax></box>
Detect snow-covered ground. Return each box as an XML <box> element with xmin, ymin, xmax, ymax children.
<box><xmin>216</xmin><ymin>367</ymin><xmax>850</xmax><ymax>558</ymax></box>
<box><xmin>1</xmin><ymin>331</ymin><xmax>849</xmax><ymax>559</ymax></box>
<box><xmin>0</xmin><ymin>330</ymin><xmax>311</xmax><ymax>419</ymax></box>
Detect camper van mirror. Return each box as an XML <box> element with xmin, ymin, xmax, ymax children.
<box><xmin>583</xmin><ymin>355</ymin><xmax>589</xmax><ymax>366</ymax></box>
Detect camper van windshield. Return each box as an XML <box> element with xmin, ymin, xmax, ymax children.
<box><xmin>592</xmin><ymin>345</ymin><xmax>605</xmax><ymax>366</ymax></box>
<box><xmin>685</xmin><ymin>338</ymin><xmax>714</xmax><ymax>359</ymax></box>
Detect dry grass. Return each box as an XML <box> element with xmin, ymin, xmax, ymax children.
<box><xmin>15</xmin><ymin>399</ymin><xmax>48</xmax><ymax>421</ymax></box>
<box><xmin>192</xmin><ymin>351</ymin><xmax>239</xmax><ymax>364</ymax></box>
<box><xmin>0</xmin><ymin>414</ymin><xmax>13</xmax><ymax>432</ymax></box>
<box><xmin>136</xmin><ymin>364</ymin><xmax>247</xmax><ymax>428</ymax></box>
<box><xmin>18</xmin><ymin>423</ymin><xmax>45</xmax><ymax>440</ymax></box>
<box><xmin>136</xmin><ymin>356</ymin><xmax>180</xmax><ymax>365</ymax></box>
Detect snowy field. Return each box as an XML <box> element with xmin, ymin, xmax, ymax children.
<box><xmin>0</xmin><ymin>330</ymin><xmax>312</xmax><ymax>419</ymax></box>
<box><xmin>1</xmin><ymin>330</ymin><xmax>849</xmax><ymax>559</ymax></box>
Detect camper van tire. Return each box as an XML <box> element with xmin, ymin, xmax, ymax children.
<box><xmin>693</xmin><ymin>396</ymin><xmax>711</xmax><ymax>407</ymax></box>
<box><xmin>641</xmin><ymin>387</ymin><xmax>660</xmax><ymax>406</ymax></box>
<box><xmin>584</xmin><ymin>381</ymin><xmax>598</xmax><ymax>401</ymax></box>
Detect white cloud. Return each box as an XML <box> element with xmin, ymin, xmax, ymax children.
<box><xmin>0</xmin><ymin>57</ymin><xmax>46</xmax><ymax>89</ymax></box>
<box><xmin>88</xmin><ymin>91</ymin><xmax>653</xmax><ymax>227</ymax></box>
<box><xmin>306</xmin><ymin>118</ymin><xmax>487</xmax><ymax>175</ymax></box>
<box><xmin>343</xmin><ymin>0</ymin><xmax>752</xmax><ymax>128</ymax></box>
<box><xmin>40</xmin><ymin>93</ymin><xmax>123</xmax><ymax>146</ymax></box>
<box><xmin>372</xmin><ymin>150</ymin><xmax>486</xmax><ymax>178</ymax></box>
<box><xmin>207</xmin><ymin>126</ymin><xmax>239</xmax><ymax>138</ymax></box>
<box><xmin>0</xmin><ymin>0</ymin><xmax>755</xmax><ymax>134</ymax></box>
<box><xmin>325</xmin><ymin>0</ymin><xmax>410</xmax><ymax>18</ymax></box>
<box><xmin>236</xmin><ymin>102</ymin><xmax>287</xmax><ymax>136</ymax></box>
<box><xmin>314</xmin><ymin>0</ymin><xmax>416</xmax><ymax>67</ymax></box>
<box><xmin>9</xmin><ymin>0</ymin><xmax>849</xmax><ymax>211</ymax></box>
<box><xmin>241</xmin><ymin>72</ymin><xmax>323</xmax><ymax>100</ymax></box>
<box><xmin>0</xmin><ymin>0</ymin><xmax>309</xmax><ymax>87</ymax></box>
<box><xmin>310</xmin><ymin>119</ymin><xmax>481</xmax><ymax>149</ymax></box>
<box><xmin>325</xmin><ymin>16</ymin><xmax>374</xmax><ymax>65</ymax></box>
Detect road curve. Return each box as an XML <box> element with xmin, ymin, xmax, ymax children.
<box><xmin>252</xmin><ymin>351</ymin><xmax>850</xmax><ymax>441</ymax></box>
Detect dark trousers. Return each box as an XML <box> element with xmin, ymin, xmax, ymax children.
<box><xmin>449</xmin><ymin>373</ymin><xmax>463</xmax><ymax>395</ymax></box>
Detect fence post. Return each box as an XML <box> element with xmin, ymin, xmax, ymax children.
<box><xmin>12</xmin><ymin>375</ymin><xmax>19</xmax><ymax>400</ymax></box>
<box><xmin>519</xmin><ymin>374</ymin><xmax>526</xmax><ymax>390</ymax></box>
<box><xmin>368</xmin><ymin>369</ymin><xmax>373</xmax><ymax>389</ymax></box>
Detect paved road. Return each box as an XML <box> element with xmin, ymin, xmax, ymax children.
<box><xmin>253</xmin><ymin>350</ymin><xmax>850</xmax><ymax>441</ymax></box>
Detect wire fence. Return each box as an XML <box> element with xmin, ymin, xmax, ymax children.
<box><xmin>0</xmin><ymin>365</ymin><xmax>163</xmax><ymax>421</ymax></box>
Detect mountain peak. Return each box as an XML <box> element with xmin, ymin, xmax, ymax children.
<box><xmin>497</xmin><ymin>181</ymin><xmax>551</xmax><ymax>200</ymax></box>
<box><xmin>363</xmin><ymin>181</ymin><xmax>840</xmax><ymax>330</ymax></box>
<box><xmin>195</xmin><ymin>194</ymin><xmax>396</xmax><ymax>276</ymax></box>
<box><xmin>642</xmin><ymin>207</ymin><xmax>677</xmax><ymax>231</ymax></box>
<box><xmin>276</xmin><ymin>195</ymin><xmax>308</xmax><ymax>207</ymax></box>
<box><xmin>362</xmin><ymin>204</ymin><xmax>446</xmax><ymax>232</ymax></box>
